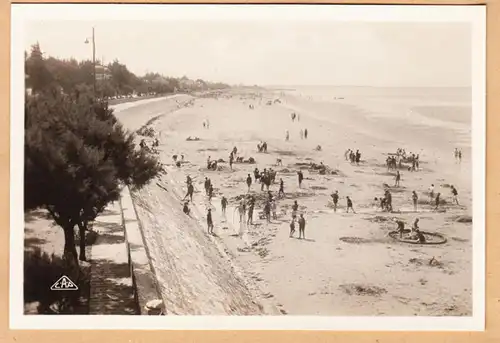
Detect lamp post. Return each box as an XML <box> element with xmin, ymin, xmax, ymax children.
<box><xmin>84</xmin><ymin>27</ymin><xmax>96</xmax><ymax>98</ymax></box>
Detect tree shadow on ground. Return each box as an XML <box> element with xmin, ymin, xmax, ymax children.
<box><xmin>24</xmin><ymin>209</ymin><xmax>51</xmax><ymax>223</ymax></box>
<box><xmin>24</xmin><ymin>236</ymin><xmax>48</xmax><ymax>249</ymax></box>
<box><xmin>92</xmin><ymin>221</ymin><xmax>125</xmax><ymax>246</ymax></box>
<box><xmin>89</xmin><ymin>259</ymin><xmax>139</xmax><ymax>315</ymax></box>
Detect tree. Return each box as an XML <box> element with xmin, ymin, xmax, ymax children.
<box><xmin>25</xmin><ymin>43</ymin><xmax>54</xmax><ymax>93</ymax></box>
<box><xmin>25</xmin><ymin>89</ymin><xmax>162</xmax><ymax>263</ymax></box>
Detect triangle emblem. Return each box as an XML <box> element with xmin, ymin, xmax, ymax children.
<box><xmin>50</xmin><ymin>275</ymin><xmax>79</xmax><ymax>291</ymax></box>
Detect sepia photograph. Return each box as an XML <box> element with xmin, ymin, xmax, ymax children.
<box><xmin>10</xmin><ymin>4</ymin><xmax>485</xmax><ymax>330</ymax></box>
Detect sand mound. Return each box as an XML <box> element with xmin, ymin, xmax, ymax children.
<box><xmin>451</xmin><ymin>215</ymin><xmax>472</xmax><ymax>223</ymax></box>
<box><xmin>339</xmin><ymin>284</ymin><xmax>387</xmax><ymax>297</ymax></box>
<box><xmin>339</xmin><ymin>237</ymin><xmax>370</xmax><ymax>244</ymax></box>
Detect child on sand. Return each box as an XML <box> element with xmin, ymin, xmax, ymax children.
<box><xmin>451</xmin><ymin>186</ymin><xmax>459</xmax><ymax>205</ymax></box>
<box><xmin>289</xmin><ymin>219</ymin><xmax>296</xmax><ymax>238</ymax></box>
<box><xmin>285</xmin><ymin>130</ymin><xmax>290</xmax><ymax>141</ymax></box>
<box><xmin>346</xmin><ymin>196</ymin><xmax>356</xmax><ymax>213</ymax></box>
<box><xmin>298</xmin><ymin>214</ymin><xmax>306</xmax><ymax>239</ymax></box>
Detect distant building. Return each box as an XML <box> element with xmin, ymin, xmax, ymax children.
<box><xmin>95</xmin><ymin>64</ymin><xmax>112</xmax><ymax>81</ymax></box>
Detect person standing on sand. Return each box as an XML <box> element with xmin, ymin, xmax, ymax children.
<box><xmin>254</xmin><ymin>168</ymin><xmax>260</xmax><ymax>182</ymax></box>
<box><xmin>292</xmin><ymin>200</ymin><xmax>299</xmax><ymax>220</ymax></box>
<box><xmin>458</xmin><ymin>149</ymin><xmax>463</xmax><ymax>163</ymax></box>
<box><xmin>331</xmin><ymin>191</ymin><xmax>339</xmax><ymax>212</ymax></box>
<box><xmin>346</xmin><ymin>196</ymin><xmax>356</xmax><ymax>213</ymax></box>
<box><xmin>237</xmin><ymin>200</ymin><xmax>246</xmax><ymax>223</ymax></box>
<box><xmin>385</xmin><ymin>190</ymin><xmax>393</xmax><ymax>212</ymax></box>
<box><xmin>289</xmin><ymin>219</ymin><xmax>296</xmax><ymax>238</ymax></box>
<box><xmin>355</xmin><ymin>150</ymin><xmax>361</xmax><ymax>165</ymax></box>
<box><xmin>207</xmin><ymin>209</ymin><xmax>214</xmax><ymax>234</ymax></box>
<box><xmin>246</xmin><ymin>174</ymin><xmax>252</xmax><ymax>193</ymax></box>
<box><xmin>451</xmin><ymin>186</ymin><xmax>460</xmax><ymax>205</ymax></box>
<box><xmin>428</xmin><ymin>184</ymin><xmax>435</xmax><ymax>201</ymax></box>
<box><xmin>300</xmin><ymin>129</ymin><xmax>304</xmax><ymax>139</ymax></box>
<box><xmin>229</xmin><ymin>154</ymin><xmax>234</xmax><ymax>170</ymax></box>
<box><xmin>434</xmin><ymin>193</ymin><xmax>441</xmax><ymax>211</ymax></box>
<box><xmin>271</xmin><ymin>200</ymin><xmax>278</xmax><ymax>220</ymax></box>
<box><xmin>247</xmin><ymin>200</ymin><xmax>254</xmax><ymax>225</ymax></box>
<box><xmin>454</xmin><ymin>148</ymin><xmax>459</xmax><ymax>162</ymax></box>
<box><xmin>298</xmin><ymin>214</ymin><xmax>306</xmax><ymax>239</ymax></box>
<box><xmin>412</xmin><ymin>191</ymin><xmax>418</xmax><ymax>212</ymax></box>
<box><xmin>279</xmin><ymin>178</ymin><xmax>285</xmax><ymax>198</ymax></box>
<box><xmin>221</xmin><ymin>196</ymin><xmax>228</xmax><ymax>216</ymax></box>
<box><xmin>304</xmin><ymin>128</ymin><xmax>308</xmax><ymax>139</ymax></box>
<box><xmin>285</xmin><ymin>130</ymin><xmax>290</xmax><ymax>141</ymax></box>
<box><xmin>204</xmin><ymin>177</ymin><xmax>211</xmax><ymax>195</ymax></box>
<box><xmin>264</xmin><ymin>201</ymin><xmax>272</xmax><ymax>223</ymax></box>
<box><xmin>345</xmin><ymin>149</ymin><xmax>351</xmax><ymax>161</ymax></box>
<box><xmin>297</xmin><ymin>171</ymin><xmax>304</xmax><ymax>188</ymax></box>
<box><xmin>208</xmin><ymin>184</ymin><xmax>214</xmax><ymax>202</ymax></box>
<box><xmin>395</xmin><ymin>170</ymin><xmax>401</xmax><ymax>187</ymax></box>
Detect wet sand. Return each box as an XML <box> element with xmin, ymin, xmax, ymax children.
<box><xmin>132</xmin><ymin>87</ymin><xmax>472</xmax><ymax>316</ymax></box>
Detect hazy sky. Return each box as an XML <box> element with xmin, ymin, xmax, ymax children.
<box><xmin>24</xmin><ymin>20</ymin><xmax>472</xmax><ymax>87</ymax></box>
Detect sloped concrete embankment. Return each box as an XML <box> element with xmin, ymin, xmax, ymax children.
<box><xmin>130</xmin><ymin>180</ymin><xmax>269</xmax><ymax>315</ymax></box>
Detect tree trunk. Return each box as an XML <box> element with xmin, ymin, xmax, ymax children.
<box><xmin>63</xmin><ymin>224</ymin><xmax>78</xmax><ymax>264</ymax></box>
<box><xmin>78</xmin><ymin>221</ymin><xmax>87</xmax><ymax>261</ymax></box>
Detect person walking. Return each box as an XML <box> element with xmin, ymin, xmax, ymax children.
<box><xmin>298</xmin><ymin>214</ymin><xmax>306</xmax><ymax>239</ymax></box>
<box><xmin>183</xmin><ymin>182</ymin><xmax>194</xmax><ymax>202</ymax></box>
<box><xmin>304</xmin><ymin>128</ymin><xmax>308</xmax><ymax>139</ymax></box>
<box><xmin>346</xmin><ymin>196</ymin><xmax>356</xmax><ymax>213</ymax></box>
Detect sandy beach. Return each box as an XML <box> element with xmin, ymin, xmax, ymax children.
<box><xmin>131</xmin><ymin>86</ymin><xmax>473</xmax><ymax>316</ymax></box>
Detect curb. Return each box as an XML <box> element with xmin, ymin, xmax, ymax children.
<box><xmin>120</xmin><ymin>186</ymin><xmax>165</xmax><ymax>315</ymax></box>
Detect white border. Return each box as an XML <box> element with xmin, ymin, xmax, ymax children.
<box><xmin>10</xmin><ymin>4</ymin><xmax>486</xmax><ymax>331</ymax></box>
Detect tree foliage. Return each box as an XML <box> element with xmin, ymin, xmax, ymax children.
<box><xmin>25</xmin><ymin>88</ymin><xmax>162</xmax><ymax>262</ymax></box>
<box><xmin>25</xmin><ymin>43</ymin><xmax>230</xmax><ymax>98</ymax></box>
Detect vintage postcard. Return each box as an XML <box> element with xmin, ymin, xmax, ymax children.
<box><xmin>10</xmin><ymin>4</ymin><xmax>486</xmax><ymax>331</ymax></box>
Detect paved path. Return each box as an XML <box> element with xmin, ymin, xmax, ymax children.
<box><xmin>88</xmin><ymin>200</ymin><xmax>138</xmax><ymax>315</ymax></box>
